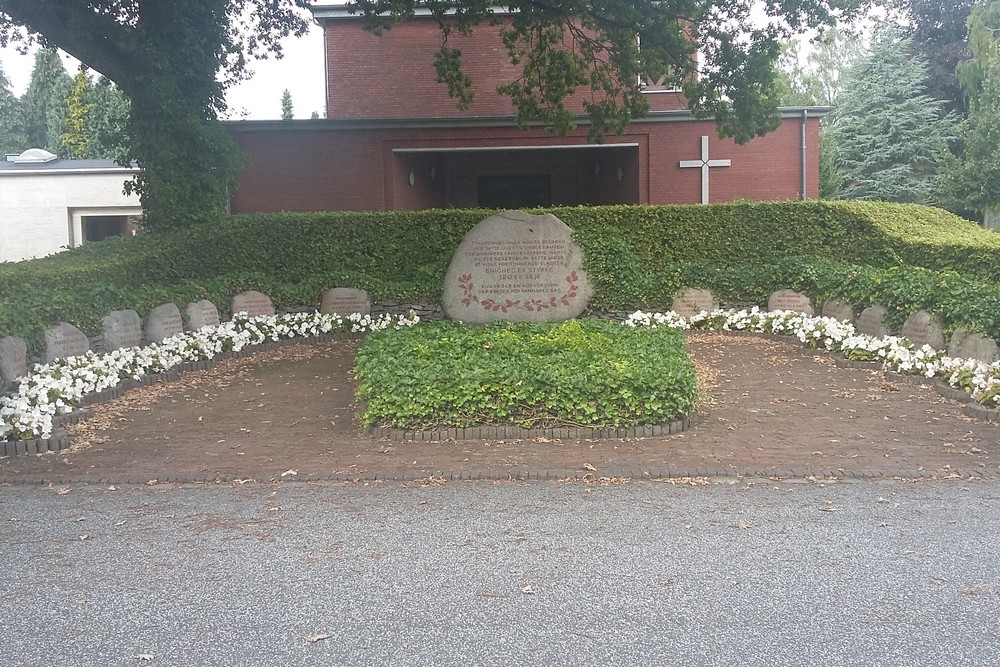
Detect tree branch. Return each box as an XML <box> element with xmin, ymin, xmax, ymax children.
<box><xmin>0</xmin><ymin>0</ymin><xmax>149</xmax><ymax>84</ymax></box>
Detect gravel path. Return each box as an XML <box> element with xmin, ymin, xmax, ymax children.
<box><xmin>2</xmin><ymin>478</ymin><xmax>998</xmax><ymax>666</ymax></box>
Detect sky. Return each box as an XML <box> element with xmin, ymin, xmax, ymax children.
<box><xmin>0</xmin><ymin>19</ymin><xmax>327</xmax><ymax>121</ymax></box>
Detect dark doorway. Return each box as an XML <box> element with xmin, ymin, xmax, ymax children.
<box><xmin>477</xmin><ymin>174</ymin><xmax>552</xmax><ymax>209</ymax></box>
<box><xmin>82</xmin><ymin>215</ymin><xmax>128</xmax><ymax>242</ymax></box>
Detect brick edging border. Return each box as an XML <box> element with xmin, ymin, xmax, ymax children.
<box><xmin>365</xmin><ymin>419</ymin><xmax>691</xmax><ymax>442</ymax></box>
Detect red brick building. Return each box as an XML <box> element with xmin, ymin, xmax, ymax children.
<box><xmin>227</xmin><ymin>4</ymin><xmax>828</xmax><ymax>213</ymax></box>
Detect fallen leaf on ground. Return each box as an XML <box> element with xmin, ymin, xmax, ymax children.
<box><xmin>135</xmin><ymin>654</ymin><xmax>154</xmax><ymax>661</ymax></box>
<box><xmin>307</xmin><ymin>633</ymin><xmax>331</xmax><ymax>643</ymax></box>
<box><xmin>582</xmin><ymin>463</ymin><xmax>597</xmax><ymax>472</ymax></box>
<box><xmin>281</xmin><ymin>469</ymin><xmax>298</xmax><ymax>477</ymax></box>
<box><xmin>55</xmin><ymin>487</ymin><xmax>71</xmax><ymax>495</ymax></box>
<box><xmin>521</xmin><ymin>585</ymin><xmax>535</xmax><ymax>595</ymax></box>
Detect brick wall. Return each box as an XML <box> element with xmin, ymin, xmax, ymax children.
<box><xmin>227</xmin><ymin>115</ymin><xmax>822</xmax><ymax>213</ymax></box>
<box><xmin>322</xmin><ymin>16</ymin><xmax>689</xmax><ymax>119</ymax></box>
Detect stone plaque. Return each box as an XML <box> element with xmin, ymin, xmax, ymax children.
<box><xmin>145</xmin><ymin>303</ymin><xmax>184</xmax><ymax>343</ymax></box>
<box><xmin>441</xmin><ymin>210</ymin><xmax>593</xmax><ymax>324</ymax></box>
<box><xmin>102</xmin><ymin>309</ymin><xmax>142</xmax><ymax>350</ymax></box>
<box><xmin>232</xmin><ymin>290</ymin><xmax>275</xmax><ymax>317</ymax></box>
<box><xmin>947</xmin><ymin>327</ymin><xmax>998</xmax><ymax>363</ymax></box>
<box><xmin>43</xmin><ymin>322</ymin><xmax>90</xmax><ymax>363</ymax></box>
<box><xmin>821</xmin><ymin>299</ymin><xmax>854</xmax><ymax>323</ymax></box>
<box><xmin>901</xmin><ymin>310</ymin><xmax>944</xmax><ymax>350</ymax></box>
<box><xmin>671</xmin><ymin>288</ymin><xmax>717</xmax><ymax>318</ymax></box>
<box><xmin>186</xmin><ymin>300</ymin><xmax>221</xmax><ymax>330</ymax></box>
<box><xmin>320</xmin><ymin>287</ymin><xmax>371</xmax><ymax>317</ymax></box>
<box><xmin>0</xmin><ymin>336</ymin><xmax>28</xmax><ymax>381</ymax></box>
<box><xmin>767</xmin><ymin>289</ymin><xmax>814</xmax><ymax>316</ymax></box>
<box><xmin>856</xmin><ymin>305</ymin><xmax>890</xmax><ymax>338</ymax></box>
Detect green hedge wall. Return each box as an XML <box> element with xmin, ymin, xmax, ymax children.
<box><xmin>2</xmin><ymin>201</ymin><xmax>999</xmax><ymax>351</ymax></box>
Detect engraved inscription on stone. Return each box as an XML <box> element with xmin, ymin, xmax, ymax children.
<box><xmin>821</xmin><ymin>299</ymin><xmax>854</xmax><ymax>324</ymax></box>
<box><xmin>186</xmin><ymin>300</ymin><xmax>221</xmax><ymax>330</ymax></box>
<box><xmin>901</xmin><ymin>310</ymin><xmax>944</xmax><ymax>349</ymax></box>
<box><xmin>947</xmin><ymin>326</ymin><xmax>998</xmax><ymax>364</ymax></box>
<box><xmin>320</xmin><ymin>287</ymin><xmax>371</xmax><ymax>317</ymax></box>
<box><xmin>43</xmin><ymin>322</ymin><xmax>90</xmax><ymax>363</ymax></box>
<box><xmin>856</xmin><ymin>305</ymin><xmax>890</xmax><ymax>338</ymax></box>
<box><xmin>102</xmin><ymin>310</ymin><xmax>142</xmax><ymax>351</ymax></box>
<box><xmin>0</xmin><ymin>335</ymin><xmax>28</xmax><ymax>381</ymax></box>
<box><xmin>232</xmin><ymin>290</ymin><xmax>275</xmax><ymax>317</ymax></box>
<box><xmin>671</xmin><ymin>288</ymin><xmax>717</xmax><ymax>318</ymax></box>
<box><xmin>146</xmin><ymin>303</ymin><xmax>184</xmax><ymax>343</ymax></box>
<box><xmin>441</xmin><ymin>210</ymin><xmax>593</xmax><ymax>324</ymax></box>
<box><xmin>767</xmin><ymin>289</ymin><xmax>814</xmax><ymax>316</ymax></box>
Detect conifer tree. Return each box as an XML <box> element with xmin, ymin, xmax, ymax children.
<box><xmin>0</xmin><ymin>61</ymin><xmax>22</xmax><ymax>154</ymax></box>
<box><xmin>20</xmin><ymin>47</ymin><xmax>72</xmax><ymax>152</ymax></box>
<box><xmin>60</xmin><ymin>65</ymin><xmax>93</xmax><ymax>158</ymax></box>
<box><xmin>826</xmin><ymin>31</ymin><xmax>955</xmax><ymax>203</ymax></box>
<box><xmin>85</xmin><ymin>75</ymin><xmax>129</xmax><ymax>160</ymax></box>
<box><xmin>280</xmin><ymin>88</ymin><xmax>293</xmax><ymax>120</ymax></box>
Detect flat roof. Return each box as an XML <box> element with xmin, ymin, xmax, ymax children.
<box><xmin>0</xmin><ymin>159</ymin><xmax>136</xmax><ymax>176</ymax></box>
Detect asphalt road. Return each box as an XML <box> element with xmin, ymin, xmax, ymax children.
<box><xmin>1</xmin><ymin>478</ymin><xmax>999</xmax><ymax>666</ymax></box>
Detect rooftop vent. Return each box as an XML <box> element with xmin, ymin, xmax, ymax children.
<box><xmin>11</xmin><ymin>148</ymin><xmax>58</xmax><ymax>164</ymax></box>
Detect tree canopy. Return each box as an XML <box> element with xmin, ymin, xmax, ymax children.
<box><xmin>1</xmin><ymin>0</ymin><xmax>861</xmax><ymax>230</ymax></box>
<box><xmin>939</xmin><ymin>0</ymin><xmax>1000</xmax><ymax>223</ymax></box>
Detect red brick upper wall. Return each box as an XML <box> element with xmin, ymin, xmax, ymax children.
<box><xmin>321</xmin><ymin>15</ymin><xmax>688</xmax><ymax>118</ymax></box>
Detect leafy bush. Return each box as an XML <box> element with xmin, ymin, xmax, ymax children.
<box><xmin>354</xmin><ymin>320</ymin><xmax>698</xmax><ymax>428</ymax></box>
<box><xmin>3</xmin><ymin>201</ymin><xmax>1000</xmax><ymax>350</ymax></box>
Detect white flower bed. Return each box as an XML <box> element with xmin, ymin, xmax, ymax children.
<box><xmin>0</xmin><ymin>311</ymin><xmax>419</xmax><ymax>442</ymax></box>
<box><xmin>625</xmin><ymin>307</ymin><xmax>1000</xmax><ymax>408</ymax></box>
<box><xmin>4</xmin><ymin>305</ymin><xmax>1000</xmax><ymax>444</ymax></box>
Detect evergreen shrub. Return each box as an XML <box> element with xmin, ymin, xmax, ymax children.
<box><xmin>2</xmin><ymin>201</ymin><xmax>1000</xmax><ymax>349</ymax></box>
<box><xmin>355</xmin><ymin>319</ymin><xmax>698</xmax><ymax>428</ymax></box>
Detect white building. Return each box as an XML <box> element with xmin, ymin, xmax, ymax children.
<box><xmin>0</xmin><ymin>148</ymin><xmax>141</xmax><ymax>263</ymax></box>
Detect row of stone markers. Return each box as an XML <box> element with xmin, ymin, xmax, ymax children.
<box><xmin>0</xmin><ymin>287</ymin><xmax>375</xmax><ymax>391</ymax></box>
<box><xmin>671</xmin><ymin>286</ymin><xmax>999</xmax><ymax>364</ymax></box>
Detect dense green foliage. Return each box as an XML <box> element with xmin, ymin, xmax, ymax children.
<box><xmin>19</xmin><ymin>47</ymin><xmax>71</xmax><ymax>155</ymax></box>
<box><xmin>826</xmin><ymin>31</ymin><xmax>955</xmax><ymax>204</ymax></box>
<box><xmin>3</xmin><ymin>201</ymin><xmax>1000</xmax><ymax>350</ymax></box>
<box><xmin>939</xmin><ymin>1</ymin><xmax>1000</xmax><ymax>222</ymax></box>
<box><xmin>355</xmin><ymin>319</ymin><xmax>698</xmax><ymax>428</ymax></box>
<box><xmin>0</xmin><ymin>61</ymin><xmax>20</xmax><ymax>154</ymax></box>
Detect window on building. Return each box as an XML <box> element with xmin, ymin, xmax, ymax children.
<box><xmin>82</xmin><ymin>215</ymin><xmax>130</xmax><ymax>242</ymax></box>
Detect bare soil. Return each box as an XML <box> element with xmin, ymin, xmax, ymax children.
<box><xmin>2</xmin><ymin>331</ymin><xmax>998</xmax><ymax>481</ymax></box>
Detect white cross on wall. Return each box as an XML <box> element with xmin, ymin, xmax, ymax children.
<box><xmin>679</xmin><ymin>135</ymin><xmax>732</xmax><ymax>205</ymax></box>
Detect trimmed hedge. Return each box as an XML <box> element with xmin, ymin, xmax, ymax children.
<box><xmin>355</xmin><ymin>319</ymin><xmax>698</xmax><ymax>428</ymax></box>
<box><xmin>2</xmin><ymin>201</ymin><xmax>1000</xmax><ymax>350</ymax></box>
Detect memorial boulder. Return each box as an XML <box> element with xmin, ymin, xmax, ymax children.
<box><xmin>186</xmin><ymin>300</ymin><xmax>221</xmax><ymax>330</ymax></box>
<box><xmin>43</xmin><ymin>322</ymin><xmax>90</xmax><ymax>363</ymax></box>
<box><xmin>821</xmin><ymin>299</ymin><xmax>854</xmax><ymax>323</ymax></box>
<box><xmin>0</xmin><ymin>336</ymin><xmax>28</xmax><ymax>382</ymax></box>
<box><xmin>320</xmin><ymin>288</ymin><xmax>371</xmax><ymax>317</ymax></box>
<box><xmin>441</xmin><ymin>210</ymin><xmax>593</xmax><ymax>324</ymax></box>
<box><xmin>671</xmin><ymin>288</ymin><xmax>717</xmax><ymax>318</ymax></box>
<box><xmin>856</xmin><ymin>305</ymin><xmax>890</xmax><ymax>338</ymax></box>
<box><xmin>947</xmin><ymin>327</ymin><xmax>998</xmax><ymax>363</ymax></box>
<box><xmin>102</xmin><ymin>310</ymin><xmax>142</xmax><ymax>351</ymax></box>
<box><xmin>232</xmin><ymin>290</ymin><xmax>275</xmax><ymax>317</ymax></box>
<box><xmin>145</xmin><ymin>303</ymin><xmax>184</xmax><ymax>343</ymax></box>
<box><xmin>767</xmin><ymin>290</ymin><xmax>814</xmax><ymax>316</ymax></box>
<box><xmin>901</xmin><ymin>310</ymin><xmax>944</xmax><ymax>350</ymax></box>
